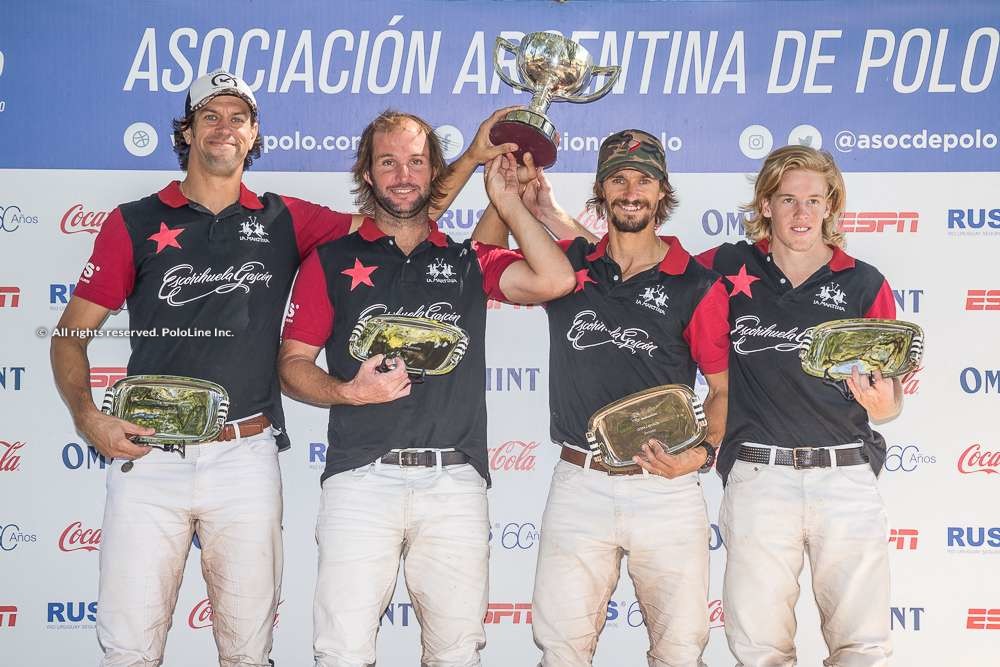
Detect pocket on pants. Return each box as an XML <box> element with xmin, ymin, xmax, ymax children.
<box><xmin>726</xmin><ymin>458</ymin><xmax>766</xmax><ymax>486</ymax></box>
<box><xmin>551</xmin><ymin>459</ymin><xmax>585</xmax><ymax>485</ymax></box>
<box><xmin>835</xmin><ymin>463</ymin><xmax>879</xmax><ymax>489</ymax></box>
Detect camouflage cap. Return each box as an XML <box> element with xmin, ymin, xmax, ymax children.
<box><xmin>596</xmin><ymin>129</ymin><xmax>667</xmax><ymax>183</ymax></box>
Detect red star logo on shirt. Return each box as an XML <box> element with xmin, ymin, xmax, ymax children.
<box><xmin>574</xmin><ymin>268</ymin><xmax>597</xmax><ymax>293</ymax></box>
<box><xmin>725</xmin><ymin>264</ymin><xmax>760</xmax><ymax>298</ymax></box>
<box><xmin>341</xmin><ymin>258</ymin><xmax>378</xmax><ymax>290</ymax></box>
<box><xmin>147</xmin><ymin>222</ymin><xmax>184</xmax><ymax>253</ymax></box>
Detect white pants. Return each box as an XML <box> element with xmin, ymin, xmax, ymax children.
<box><xmin>313</xmin><ymin>461</ymin><xmax>489</xmax><ymax>667</ymax></box>
<box><xmin>97</xmin><ymin>429</ymin><xmax>283</xmax><ymax>667</ymax></box>
<box><xmin>720</xmin><ymin>457</ymin><xmax>891</xmax><ymax>667</ymax></box>
<box><xmin>532</xmin><ymin>459</ymin><xmax>711</xmax><ymax>667</ymax></box>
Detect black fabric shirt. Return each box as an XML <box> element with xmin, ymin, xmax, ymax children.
<box><xmin>283</xmin><ymin>218</ymin><xmax>520</xmax><ymax>484</ymax></box>
<box><xmin>545</xmin><ymin>235</ymin><xmax>730</xmax><ymax>449</ymax></box>
<box><xmin>75</xmin><ymin>181</ymin><xmax>351</xmax><ymax>449</ymax></box>
<box><xmin>698</xmin><ymin>239</ymin><xmax>897</xmax><ymax>482</ymax></box>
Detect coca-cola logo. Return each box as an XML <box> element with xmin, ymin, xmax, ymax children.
<box><xmin>489</xmin><ymin>441</ymin><xmax>537</xmax><ymax>472</ymax></box>
<box><xmin>577</xmin><ymin>207</ymin><xmax>607</xmax><ymax>236</ymax></box>
<box><xmin>60</xmin><ymin>204</ymin><xmax>110</xmax><ymax>235</ymax></box>
<box><xmin>900</xmin><ymin>365</ymin><xmax>922</xmax><ymax>396</ymax></box>
<box><xmin>59</xmin><ymin>521</ymin><xmax>102</xmax><ymax>552</ymax></box>
<box><xmin>188</xmin><ymin>597</ymin><xmax>281</xmax><ymax>629</ymax></box>
<box><xmin>0</xmin><ymin>440</ymin><xmax>24</xmax><ymax>472</ymax></box>
<box><xmin>708</xmin><ymin>599</ymin><xmax>725</xmax><ymax>629</ymax></box>
<box><xmin>957</xmin><ymin>444</ymin><xmax>1000</xmax><ymax>475</ymax></box>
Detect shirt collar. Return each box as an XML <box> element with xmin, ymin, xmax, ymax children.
<box><xmin>754</xmin><ymin>238</ymin><xmax>855</xmax><ymax>272</ymax></box>
<box><xmin>156</xmin><ymin>180</ymin><xmax>264</xmax><ymax>211</ymax></box>
<box><xmin>357</xmin><ymin>217</ymin><xmax>448</xmax><ymax>247</ymax></box>
<box><xmin>586</xmin><ymin>233</ymin><xmax>690</xmax><ymax>276</ymax></box>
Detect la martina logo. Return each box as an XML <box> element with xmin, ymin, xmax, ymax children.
<box><xmin>566</xmin><ymin>310</ymin><xmax>659</xmax><ymax>356</ymax></box>
<box><xmin>636</xmin><ymin>285</ymin><xmax>669</xmax><ymax>315</ymax></box>
<box><xmin>426</xmin><ymin>258</ymin><xmax>457</xmax><ymax>284</ymax></box>
<box><xmin>239</xmin><ymin>216</ymin><xmax>269</xmax><ymax>244</ymax></box>
<box><xmin>731</xmin><ymin>315</ymin><xmax>809</xmax><ymax>355</ymax></box>
<box><xmin>814</xmin><ymin>282</ymin><xmax>847</xmax><ymax>312</ymax></box>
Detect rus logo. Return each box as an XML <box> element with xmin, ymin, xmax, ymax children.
<box><xmin>59</xmin><ymin>521</ymin><xmax>102</xmax><ymax>552</ymax></box>
<box><xmin>947</xmin><ymin>526</ymin><xmax>1000</xmax><ymax>548</ymax></box>
<box><xmin>948</xmin><ymin>209</ymin><xmax>1000</xmax><ymax>230</ymax></box>
<box><xmin>488</xmin><ymin>440</ymin><xmax>537</xmax><ymax>472</ymax></box>
<box><xmin>47</xmin><ymin>602</ymin><xmax>97</xmax><ymax>624</ymax></box>
<box><xmin>957</xmin><ymin>443</ymin><xmax>1000</xmax><ymax>475</ymax></box>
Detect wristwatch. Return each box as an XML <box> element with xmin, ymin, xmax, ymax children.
<box><xmin>697</xmin><ymin>442</ymin><xmax>717</xmax><ymax>473</ymax></box>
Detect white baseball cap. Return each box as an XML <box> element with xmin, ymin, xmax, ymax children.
<box><xmin>185</xmin><ymin>69</ymin><xmax>258</xmax><ymax>116</ymax></box>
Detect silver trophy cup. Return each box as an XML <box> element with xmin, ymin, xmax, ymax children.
<box><xmin>490</xmin><ymin>32</ymin><xmax>621</xmax><ymax>167</ymax></box>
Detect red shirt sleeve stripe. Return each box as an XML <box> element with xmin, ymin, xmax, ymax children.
<box><xmin>281</xmin><ymin>195</ymin><xmax>352</xmax><ymax>259</ymax></box>
<box><xmin>473</xmin><ymin>241</ymin><xmax>524</xmax><ymax>302</ymax></box>
<box><xmin>72</xmin><ymin>208</ymin><xmax>135</xmax><ymax>310</ymax></box>
<box><xmin>282</xmin><ymin>251</ymin><xmax>334</xmax><ymax>346</ymax></box>
<box><xmin>683</xmin><ymin>278</ymin><xmax>731</xmax><ymax>374</ymax></box>
<box><xmin>695</xmin><ymin>246</ymin><xmax>719</xmax><ymax>270</ymax></box>
<box><xmin>864</xmin><ymin>279</ymin><xmax>897</xmax><ymax>319</ymax></box>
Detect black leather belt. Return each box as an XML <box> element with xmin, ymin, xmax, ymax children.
<box><xmin>737</xmin><ymin>444</ymin><xmax>868</xmax><ymax>469</ymax></box>
<box><xmin>379</xmin><ymin>450</ymin><xmax>470</xmax><ymax>467</ymax></box>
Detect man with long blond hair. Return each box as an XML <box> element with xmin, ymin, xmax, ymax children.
<box><xmin>696</xmin><ymin>145</ymin><xmax>901</xmax><ymax>666</ymax></box>
<box><xmin>278</xmin><ymin>109</ymin><xmax>575</xmax><ymax>666</ymax></box>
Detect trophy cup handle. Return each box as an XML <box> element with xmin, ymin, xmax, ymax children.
<box><xmin>493</xmin><ymin>37</ymin><xmax>536</xmax><ymax>94</ymax></box>
<box><xmin>560</xmin><ymin>65</ymin><xmax>622</xmax><ymax>104</ymax></box>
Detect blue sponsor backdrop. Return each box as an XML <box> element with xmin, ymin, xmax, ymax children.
<box><xmin>2</xmin><ymin>0</ymin><xmax>999</xmax><ymax>172</ymax></box>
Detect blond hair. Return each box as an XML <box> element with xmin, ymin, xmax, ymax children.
<box><xmin>743</xmin><ymin>145</ymin><xmax>846</xmax><ymax>247</ymax></box>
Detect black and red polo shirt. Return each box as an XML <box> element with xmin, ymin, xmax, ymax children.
<box><xmin>697</xmin><ymin>239</ymin><xmax>896</xmax><ymax>481</ymax></box>
<box><xmin>544</xmin><ymin>235</ymin><xmax>730</xmax><ymax>449</ymax></box>
<box><xmin>282</xmin><ymin>217</ymin><xmax>521</xmax><ymax>484</ymax></box>
<box><xmin>73</xmin><ymin>180</ymin><xmax>352</xmax><ymax>449</ymax></box>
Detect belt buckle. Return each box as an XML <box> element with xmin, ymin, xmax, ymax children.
<box><xmin>397</xmin><ymin>449</ymin><xmax>423</xmax><ymax>467</ymax></box>
<box><xmin>792</xmin><ymin>447</ymin><xmax>814</xmax><ymax>470</ymax></box>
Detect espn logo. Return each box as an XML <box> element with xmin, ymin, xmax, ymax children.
<box><xmin>0</xmin><ymin>605</ymin><xmax>16</xmax><ymax>627</ymax></box>
<box><xmin>89</xmin><ymin>367</ymin><xmax>127</xmax><ymax>388</ymax></box>
<box><xmin>0</xmin><ymin>286</ymin><xmax>20</xmax><ymax>308</ymax></box>
<box><xmin>839</xmin><ymin>212</ymin><xmax>918</xmax><ymax>233</ymax></box>
<box><xmin>966</xmin><ymin>608</ymin><xmax>1000</xmax><ymax>630</ymax></box>
<box><xmin>965</xmin><ymin>290</ymin><xmax>1000</xmax><ymax>311</ymax></box>
<box><xmin>484</xmin><ymin>603</ymin><xmax>532</xmax><ymax>624</ymax></box>
<box><xmin>888</xmin><ymin>528</ymin><xmax>918</xmax><ymax>550</ymax></box>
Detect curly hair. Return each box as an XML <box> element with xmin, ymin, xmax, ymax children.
<box><xmin>351</xmin><ymin>110</ymin><xmax>448</xmax><ymax>215</ymax></box>
<box><xmin>171</xmin><ymin>107</ymin><xmax>262</xmax><ymax>171</ymax></box>
<box><xmin>743</xmin><ymin>145</ymin><xmax>846</xmax><ymax>247</ymax></box>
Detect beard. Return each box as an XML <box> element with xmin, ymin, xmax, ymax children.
<box><xmin>608</xmin><ymin>198</ymin><xmax>656</xmax><ymax>233</ymax></box>
<box><xmin>372</xmin><ymin>182</ymin><xmax>433</xmax><ymax>220</ymax></box>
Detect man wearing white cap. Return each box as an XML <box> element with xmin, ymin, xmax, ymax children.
<box><xmin>51</xmin><ymin>70</ymin><xmax>517</xmax><ymax>666</ymax></box>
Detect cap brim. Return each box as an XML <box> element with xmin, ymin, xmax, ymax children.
<box><xmin>598</xmin><ymin>161</ymin><xmax>666</xmax><ymax>182</ymax></box>
<box><xmin>189</xmin><ymin>90</ymin><xmax>258</xmax><ymax>115</ymax></box>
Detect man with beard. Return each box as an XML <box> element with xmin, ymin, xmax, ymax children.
<box><xmin>277</xmin><ymin>111</ymin><xmax>575</xmax><ymax>667</ymax></box>
<box><xmin>472</xmin><ymin>130</ymin><xmax>730</xmax><ymax>667</ymax></box>
<box><xmin>50</xmin><ymin>70</ymin><xmax>520</xmax><ymax>666</ymax></box>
